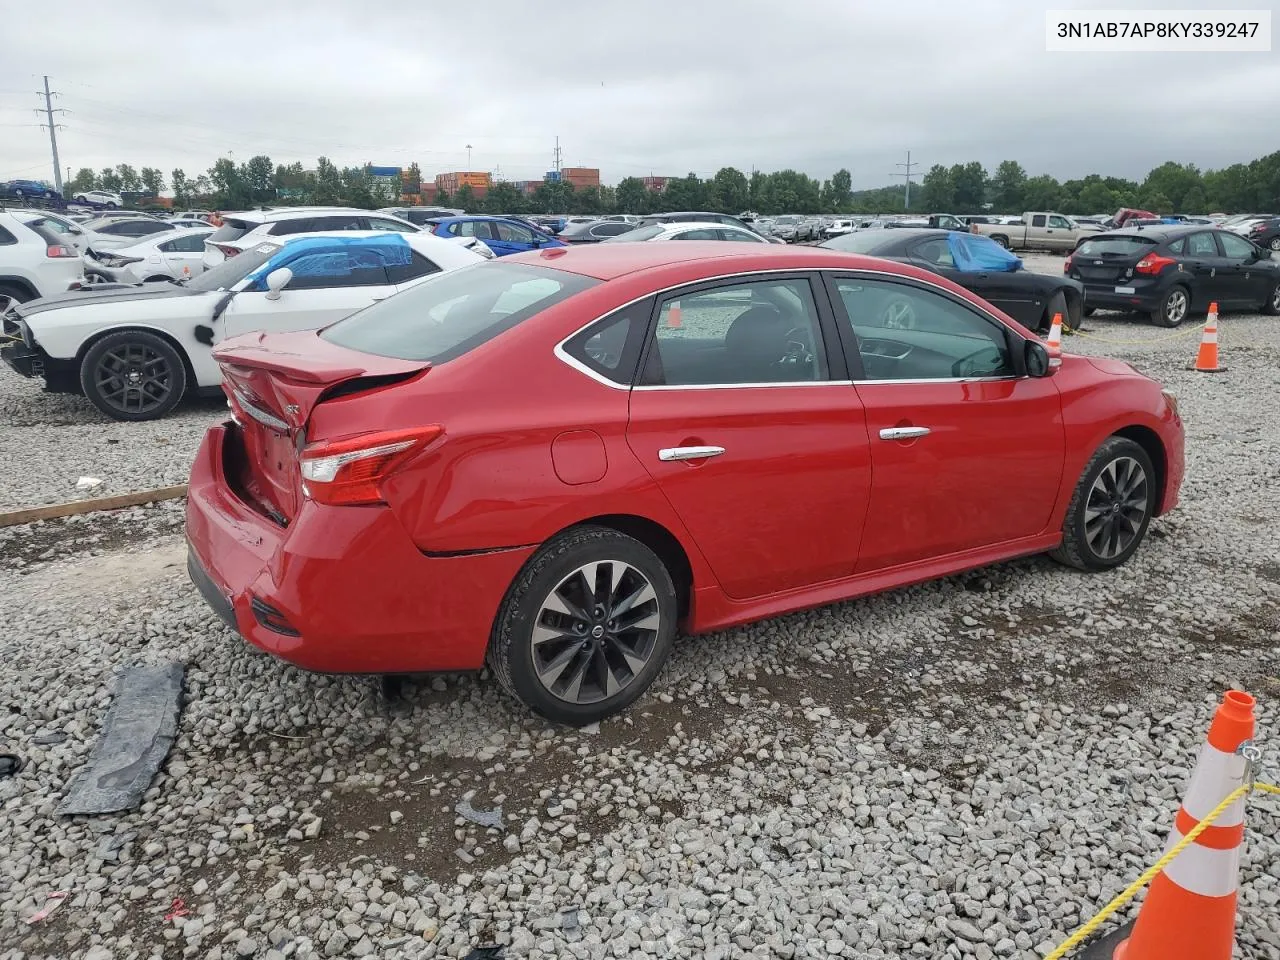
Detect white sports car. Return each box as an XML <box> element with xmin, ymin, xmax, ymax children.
<box><xmin>1</xmin><ymin>231</ymin><xmax>484</xmax><ymax>421</ymax></box>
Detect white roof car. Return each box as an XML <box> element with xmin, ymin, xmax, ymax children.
<box><xmin>72</xmin><ymin>190</ymin><xmax>124</xmax><ymax>208</ymax></box>
<box><xmin>3</xmin><ymin>231</ymin><xmax>484</xmax><ymax>421</ymax></box>
<box><xmin>91</xmin><ymin>228</ymin><xmax>214</xmax><ymax>284</ymax></box>
<box><xmin>10</xmin><ymin>209</ymin><xmax>93</xmax><ymax>253</ymax></box>
<box><xmin>0</xmin><ymin>211</ymin><xmax>86</xmax><ymax>315</ymax></box>
<box><xmin>203</xmin><ymin>207</ymin><xmax>422</xmax><ymax>270</ymax></box>
<box><xmin>80</xmin><ymin>216</ymin><xmax>182</xmax><ymax>252</ymax></box>
<box><xmin>601</xmin><ymin>221</ymin><xmax>771</xmax><ymax>244</ymax></box>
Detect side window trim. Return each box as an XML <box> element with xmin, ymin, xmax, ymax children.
<box><xmin>820</xmin><ymin>271</ymin><xmax>1020</xmax><ymax>384</ymax></box>
<box><xmin>633</xmin><ymin>272</ymin><xmax>846</xmax><ymax>390</ymax></box>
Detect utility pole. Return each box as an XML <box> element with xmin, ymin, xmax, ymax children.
<box><xmin>553</xmin><ymin>136</ymin><xmax>562</xmax><ymax>175</ymax></box>
<box><xmin>38</xmin><ymin>76</ymin><xmax>67</xmax><ymax>193</ymax></box>
<box><xmin>892</xmin><ymin>150</ymin><xmax>918</xmax><ymax>210</ymax></box>
<box><xmin>465</xmin><ymin>144</ymin><xmax>473</xmax><ymax>173</ymax></box>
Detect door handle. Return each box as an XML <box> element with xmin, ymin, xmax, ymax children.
<box><xmin>879</xmin><ymin>427</ymin><xmax>930</xmax><ymax>441</ymax></box>
<box><xmin>658</xmin><ymin>445</ymin><xmax>725</xmax><ymax>461</ymax></box>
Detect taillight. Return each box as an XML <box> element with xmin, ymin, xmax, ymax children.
<box><xmin>299</xmin><ymin>425</ymin><xmax>443</xmax><ymax>506</ymax></box>
<box><xmin>214</xmin><ymin>244</ymin><xmax>241</xmax><ymax>258</ymax></box>
<box><xmin>1135</xmin><ymin>253</ymin><xmax>1175</xmax><ymax>275</ymax></box>
<box><xmin>46</xmin><ymin>244</ymin><xmax>77</xmax><ymax>258</ymax></box>
<box><xmin>1063</xmin><ymin>254</ymin><xmax>1073</xmax><ymax>274</ymax></box>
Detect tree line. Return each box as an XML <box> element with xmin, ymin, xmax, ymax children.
<box><xmin>62</xmin><ymin>150</ymin><xmax>1280</xmax><ymax>216</ymax></box>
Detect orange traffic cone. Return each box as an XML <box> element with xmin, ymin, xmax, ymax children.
<box><xmin>1191</xmin><ymin>302</ymin><xmax>1225</xmax><ymax>372</ymax></box>
<box><xmin>1046</xmin><ymin>312</ymin><xmax>1063</xmax><ymax>349</ymax></box>
<box><xmin>666</xmin><ymin>302</ymin><xmax>682</xmax><ymax>329</ymax></box>
<box><xmin>1096</xmin><ymin>691</ymin><xmax>1256</xmax><ymax>960</ymax></box>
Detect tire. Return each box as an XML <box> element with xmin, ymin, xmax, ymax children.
<box><xmin>1051</xmin><ymin>436</ymin><xmax>1156</xmax><ymax>572</ymax></box>
<box><xmin>487</xmin><ymin>525</ymin><xmax>678</xmax><ymax>725</ymax></box>
<box><xmin>106</xmin><ymin>202</ymin><xmax>119</xmax><ymax>209</ymax></box>
<box><xmin>79</xmin><ymin>330</ymin><xmax>187</xmax><ymax>421</ymax></box>
<box><xmin>1041</xmin><ymin>290</ymin><xmax>1068</xmax><ymax>334</ymax></box>
<box><xmin>0</xmin><ymin>283</ymin><xmax>32</xmax><ymax>316</ymax></box>
<box><xmin>1151</xmin><ymin>284</ymin><xmax>1190</xmax><ymax>327</ymax></box>
<box><xmin>1269</xmin><ymin>237</ymin><xmax>1280</xmax><ymax>252</ymax></box>
<box><xmin>1263</xmin><ymin>279</ymin><xmax>1280</xmax><ymax>316</ymax></box>
<box><xmin>992</xmin><ymin>235</ymin><xmax>1010</xmax><ymax>249</ymax></box>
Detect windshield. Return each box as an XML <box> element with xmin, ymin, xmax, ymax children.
<box><xmin>603</xmin><ymin>224</ymin><xmax>663</xmax><ymax>242</ymax></box>
<box><xmin>322</xmin><ymin>262</ymin><xmax>598</xmax><ymax>363</ymax></box>
<box><xmin>820</xmin><ymin>232</ymin><xmax>894</xmax><ymax>254</ymax></box>
<box><xmin>774</xmin><ymin>216</ymin><xmax>800</xmax><ymax>224</ymax></box>
<box><xmin>186</xmin><ymin>241</ymin><xmax>281</xmax><ymax>291</ymax></box>
<box><xmin>1075</xmin><ymin>237</ymin><xmax>1157</xmax><ymax>257</ymax></box>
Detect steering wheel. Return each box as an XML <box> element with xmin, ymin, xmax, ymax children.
<box><xmin>882</xmin><ymin>298</ymin><xmax>917</xmax><ymax>330</ymax></box>
<box><xmin>584</xmin><ymin>344</ymin><xmax>620</xmax><ymax>368</ymax></box>
<box><xmin>781</xmin><ymin>325</ymin><xmax>817</xmax><ymax>369</ymax></box>
<box><xmin>951</xmin><ymin>346</ymin><xmax>1005</xmax><ymax>378</ymax></box>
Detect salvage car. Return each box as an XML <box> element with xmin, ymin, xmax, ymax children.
<box><xmin>184</xmin><ymin>242</ymin><xmax>1185</xmax><ymax>724</ymax></box>
<box><xmin>1065</xmin><ymin>225</ymin><xmax>1280</xmax><ymax>326</ymax></box>
<box><xmin>2</xmin><ymin>232</ymin><xmax>484</xmax><ymax>420</ymax></box>
<box><xmin>820</xmin><ymin>228</ymin><xmax>1083</xmax><ymax>333</ymax></box>
<box><xmin>973</xmin><ymin>212</ymin><xmax>1097</xmax><ymax>251</ymax></box>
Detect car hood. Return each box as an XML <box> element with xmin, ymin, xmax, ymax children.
<box><xmin>16</xmin><ymin>282</ymin><xmax>199</xmax><ymax>318</ymax></box>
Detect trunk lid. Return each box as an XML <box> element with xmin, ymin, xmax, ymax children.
<box><xmin>214</xmin><ymin>331</ymin><xmax>430</xmax><ymax>522</ymax></box>
<box><xmin>1071</xmin><ymin>236</ymin><xmax>1156</xmax><ymax>284</ymax></box>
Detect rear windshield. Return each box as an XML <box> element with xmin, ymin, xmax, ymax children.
<box><xmin>1075</xmin><ymin>237</ymin><xmax>1158</xmax><ymax>257</ymax></box>
<box><xmin>208</xmin><ymin>220</ymin><xmax>254</xmax><ymax>243</ymax></box>
<box><xmin>321</xmin><ymin>261</ymin><xmax>598</xmax><ymax>363</ymax></box>
<box><xmin>820</xmin><ymin>232</ymin><xmax>893</xmax><ymax>254</ymax></box>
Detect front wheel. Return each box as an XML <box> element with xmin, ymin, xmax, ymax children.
<box><xmin>0</xmin><ymin>283</ymin><xmax>31</xmax><ymax>316</ymax></box>
<box><xmin>488</xmin><ymin>525</ymin><xmax>678</xmax><ymax>725</ymax></box>
<box><xmin>1051</xmin><ymin>437</ymin><xmax>1155</xmax><ymax>572</ymax></box>
<box><xmin>80</xmin><ymin>330</ymin><xmax>187</xmax><ymax>421</ymax></box>
<box><xmin>1269</xmin><ymin>237</ymin><xmax>1280</xmax><ymax>252</ymax></box>
<box><xmin>1151</xmin><ymin>284</ymin><xmax>1190</xmax><ymax>327</ymax></box>
<box><xmin>1263</xmin><ymin>279</ymin><xmax>1280</xmax><ymax>316</ymax></box>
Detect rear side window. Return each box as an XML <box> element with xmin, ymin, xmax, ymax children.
<box><xmin>322</xmin><ymin>262</ymin><xmax>598</xmax><ymax>363</ymax></box>
<box><xmin>0</xmin><ymin>226</ymin><xmax>15</xmax><ymax>245</ymax></box>
<box><xmin>1031</xmin><ymin>215</ymin><xmax>1047</xmax><ymax>227</ymax></box>
<box><xmin>208</xmin><ymin>220</ymin><xmax>252</xmax><ymax>243</ymax></box>
<box><xmin>1075</xmin><ymin>237</ymin><xmax>1157</xmax><ymax>257</ymax></box>
<box><xmin>386</xmin><ymin>251</ymin><xmax>442</xmax><ymax>284</ymax></box>
<box><xmin>270</xmin><ymin>218</ymin><xmax>314</xmax><ymax>235</ymax></box>
<box><xmin>562</xmin><ymin>299</ymin><xmax>652</xmax><ymax>383</ymax></box>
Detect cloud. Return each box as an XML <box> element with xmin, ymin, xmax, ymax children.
<box><xmin>2</xmin><ymin>0</ymin><xmax>1276</xmax><ymax>189</ymax></box>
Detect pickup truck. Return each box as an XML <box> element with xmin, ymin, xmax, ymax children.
<box><xmin>973</xmin><ymin>212</ymin><xmax>1098</xmax><ymax>252</ymax></box>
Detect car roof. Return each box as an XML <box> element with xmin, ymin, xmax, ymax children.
<box><xmin>431</xmin><ymin>215</ymin><xmax>519</xmax><ymax>223</ymax></box>
<box><xmin>1092</xmin><ymin>225</ymin><xmax>1215</xmax><ymax>240</ymax></box>
<box><xmin>659</xmin><ymin>221</ymin><xmax>746</xmax><ymax>232</ymax></box>
<box><xmin>228</xmin><ymin>206</ymin><xmax>370</xmax><ymax>224</ymax></box>
<box><xmin>504</xmin><ymin>240</ymin><xmax>927</xmax><ymax>282</ymax></box>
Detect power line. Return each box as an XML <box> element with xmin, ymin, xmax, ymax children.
<box><xmin>37</xmin><ymin>76</ymin><xmax>68</xmax><ymax>192</ymax></box>
<box><xmin>891</xmin><ymin>150</ymin><xmax>918</xmax><ymax>210</ymax></box>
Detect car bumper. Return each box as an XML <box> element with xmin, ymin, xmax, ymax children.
<box><xmin>1075</xmin><ymin>279</ymin><xmax>1167</xmax><ymax>312</ymax></box>
<box><xmin>0</xmin><ymin>338</ymin><xmax>44</xmax><ymax>378</ymax></box>
<box><xmin>185</xmin><ymin>422</ymin><xmax>537</xmax><ymax>674</ymax></box>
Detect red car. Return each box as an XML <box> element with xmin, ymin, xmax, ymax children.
<box><xmin>186</xmin><ymin>244</ymin><xmax>1184</xmax><ymax>724</ymax></box>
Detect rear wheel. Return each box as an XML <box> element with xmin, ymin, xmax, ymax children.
<box><xmin>1041</xmin><ymin>290</ymin><xmax>1068</xmax><ymax>334</ymax></box>
<box><xmin>991</xmin><ymin>235</ymin><xmax>1010</xmax><ymax>249</ymax></box>
<box><xmin>80</xmin><ymin>330</ymin><xmax>187</xmax><ymax>421</ymax></box>
<box><xmin>1151</xmin><ymin>284</ymin><xmax>1190</xmax><ymax>327</ymax></box>
<box><xmin>1269</xmin><ymin>237</ymin><xmax>1280</xmax><ymax>252</ymax></box>
<box><xmin>488</xmin><ymin>525</ymin><xmax>678</xmax><ymax>725</ymax></box>
<box><xmin>1051</xmin><ymin>437</ymin><xmax>1155</xmax><ymax>572</ymax></box>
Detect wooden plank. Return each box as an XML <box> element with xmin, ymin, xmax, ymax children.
<box><xmin>0</xmin><ymin>485</ymin><xmax>188</xmax><ymax>529</ymax></box>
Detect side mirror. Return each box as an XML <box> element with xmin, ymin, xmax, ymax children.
<box><xmin>1025</xmin><ymin>339</ymin><xmax>1055</xmax><ymax>378</ymax></box>
<box><xmin>264</xmin><ymin>267</ymin><xmax>292</xmax><ymax>300</ymax></box>
<box><xmin>1255</xmin><ymin>247</ymin><xmax>1271</xmax><ymax>260</ymax></box>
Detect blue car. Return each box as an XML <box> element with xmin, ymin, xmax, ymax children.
<box><xmin>3</xmin><ymin>179</ymin><xmax>61</xmax><ymax>202</ymax></box>
<box><xmin>427</xmin><ymin>216</ymin><xmax>564</xmax><ymax>257</ymax></box>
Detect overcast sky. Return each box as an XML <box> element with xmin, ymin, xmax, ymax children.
<box><xmin>3</xmin><ymin>0</ymin><xmax>1277</xmax><ymax>191</ymax></box>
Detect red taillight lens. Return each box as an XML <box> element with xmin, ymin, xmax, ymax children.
<box><xmin>1135</xmin><ymin>253</ymin><xmax>1175</xmax><ymax>275</ymax></box>
<box><xmin>214</xmin><ymin>244</ymin><xmax>241</xmax><ymax>259</ymax></box>
<box><xmin>46</xmin><ymin>244</ymin><xmax>76</xmax><ymax>258</ymax></box>
<box><xmin>299</xmin><ymin>425</ymin><xmax>443</xmax><ymax>506</ymax></box>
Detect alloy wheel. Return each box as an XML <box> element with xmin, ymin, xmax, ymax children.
<box><xmin>1270</xmin><ymin>237</ymin><xmax>1280</xmax><ymax>252</ymax></box>
<box><xmin>883</xmin><ymin>299</ymin><xmax>916</xmax><ymax>329</ymax></box>
<box><xmin>1084</xmin><ymin>456</ymin><xmax>1149</xmax><ymax>560</ymax></box>
<box><xmin>93</xmin><ymin>343</ymin><xmax>174</xmax><ymax>416</ymax></box>
<box><xmin>531</xmin><ymin>560</ymin><xmax>661</xmax><ymax>705</ymax></box>
<box><xmin>0</xmin><ymin>295</ymin><xmax>17</xmax><ymax>317</ymax></box>
<box><xmin>1165</xmin><ymin>289</ymin><xmax>1188</xmax><ymax>324</ymax></box>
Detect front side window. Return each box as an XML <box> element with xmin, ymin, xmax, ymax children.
<box><xmin>1048</xmin><ymin>215</ymin><xmax>1071</xmax><ymax>229</ymax></box>
<box><xmin>494</xmin><ymin>221</ymin><xmax>534</xmax><ymax>244</ymax></box>
<box><xmin>643</xmin><ymin>278</ymin><xmax>828</xmax><ymax>386</ymax></box>
<box><xmin>720</xmin><ymin>228</ymin><xmax>766</xmax><ymax>243</ymax></box>
<box><xmin>1217</xmin><ymin>231</ymin><xmax>1256</xmax><ymax>259</ymax></box>
<box><xmin>671</xmin><ymin>228</ymin><xmax>719</xmax><ymax>240</ymax></box>
<box><xmin>322</xmin><ymin>262</ymin><xmax>598</xmax><ymax>363</ymax></box>
<box><xmin>833</xmin><ymin>278</ymin><xmax>1013</xmax><ymax>381</ymax></box>
<box><xmin>280</xmin><ymin>249</ymin><xmax>391</xmax><ymax>290</ymax></box>
<box><xmin>458</xmin><ymin>221</ymin><xmax>497</xmax><ymax>241</ymax></box>
<box><xmin>910</xmin><ymin>237</ymin><xmax>955</xmax><ymax>267</ymax></box>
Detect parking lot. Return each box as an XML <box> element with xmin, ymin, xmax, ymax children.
<box><xmin>2</xmin><ymin>254</ymin><xmax>1279</xmax><ymax>960</ymax></box>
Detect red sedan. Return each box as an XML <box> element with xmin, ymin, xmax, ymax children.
<box><xmin>186</xmin><ymin>243</ymin><xmax>1184</xmax><ymax>724</ymax></box>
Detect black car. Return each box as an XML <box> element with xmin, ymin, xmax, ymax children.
<box><xmin>1066</xmin><ymin>226</ymin><xmax>1280</xmax><ymax>326</ymax></box>
<box><xmin>1246</xmin><ymin>217</ymin><xmax>1280</xmax><ymax>252</ymax></box>
<box><xmin>819</xmin><ymin>228</ymin><xmax>1083</xmax><ymax>333</ymax></box>
<box><xmin>556</xmin><ymin>220</ymin><xmax>639</xmax><ymax>243</ymax></box>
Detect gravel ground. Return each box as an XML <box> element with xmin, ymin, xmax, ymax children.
<box><xmin>2</xmin><ymin>260</ymin><xmax>1279</xmax><ymax>960</ymax></box>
